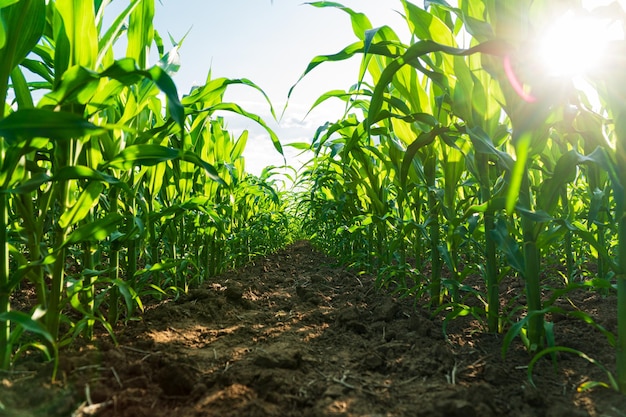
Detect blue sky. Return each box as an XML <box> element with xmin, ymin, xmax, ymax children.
<box><xmin>147</xmin><ymin>1</ymin><xmax>411</xmax><ymax>177</ymax></box>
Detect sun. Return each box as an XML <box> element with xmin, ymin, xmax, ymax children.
<box><xmin>537</xmin><ymin>8</ymin><xmax>623</xmax><ymax>78</ymax></box>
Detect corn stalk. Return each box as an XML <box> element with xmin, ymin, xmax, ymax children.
<box><xmin>0</xmin><ymin>0</ymin><xmax>46</xmax><ymax>369</ymax></box>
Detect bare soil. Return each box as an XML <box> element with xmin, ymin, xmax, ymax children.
<box><xmin>1</xmin><ymin>240</ymin><xmax>625</xmax><ymax>417</ymax></box>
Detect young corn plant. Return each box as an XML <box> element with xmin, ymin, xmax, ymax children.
<box><xmin>297</xmin><ymin>2</ymin><xmax>625</xmax><ymax>386</ymax></box>
<box><xmin>587</xmin><ymin>26</ymin><xmax>626</xmax><ymax>393</ymax></box>
<box><xmin>0</xmin><ymin>0</ymin><xmax>289</xmax><ymax>372</ymax></box>
<box><xmin>0</xmin><ymin>0</ymin><xmax>50</xmax><ymax>369</ymax></box>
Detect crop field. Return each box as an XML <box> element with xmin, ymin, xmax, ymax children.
<box><xmin>1</xmin><ymin>0</ymin><xmax>626</xmax><ymax>416</ymax></box>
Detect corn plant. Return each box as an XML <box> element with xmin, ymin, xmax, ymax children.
<box><xmin>0</xmin><ymin>0</ymin><xmax>290</xmax><ymax>374</ymax></box>
<box><xmin>294</xmin><ymin>0</ymin><xmax>626</xmax><ymax>393</ymax></box>
<box><xmin>586</xmin><ymin>26</ymin><xmax>626</xmax><ymax>392</ymax></box>
<box><xmin>0</xmin><ymin>0</ymin><xmax>49</xmax><ymax>370</ymax></box>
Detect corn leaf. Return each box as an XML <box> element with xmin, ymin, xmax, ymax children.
<box><xmin>126</xmin><ymin>0</ymin><xmax>154</xmax><ymax>68</ymax></box>
<box><xmin>0</xmin><ymin>310</ymin><xmax>55</xmax><ymax>346</ymax></box>
<box><xmin>59</xmin><ymin>182</ymin><xmax>105</xmax><ymax>229</ymax></box>
<box><xmin>55</xmin><ymin>0</ymin><xmax>98</xmax><ymax>68</ymax></box>
<box><xmin>63</xmin><ymin>213</ymin><xmax>123</xmax><ymax>246</ymax></box>
<box><xmin>0</xmin><ymin>0</ymin><xmax>45</xmax><ymax>108</ymax></box>
<box><xmin>0</xmin><ymin>109</ymin><xmax>104</xmax><ymax>143</ymax></box>
<box><xmin>305</xmin><ymin>2</ymin><xmax>372</xmax><ymax>40</ymax></box>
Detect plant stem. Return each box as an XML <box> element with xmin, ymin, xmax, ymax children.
<box><xmin>47</xmin><ymin>182</ymin><xmax>68</xmax><ymax>341</ymax></box>
<box><xmin>425</xmin><ymin>155</ymin><xmax>442</xmax><ymax>305</ymax></box>
<box><xmin>485</xmin><ymin>210</ymin><xmax>499</xmax><ymax>332</ymax></box>
<box><xmin>47</xmin><ymin>136</ymin><xmax>72</xmax><ymax>340</ymax></box>
<box><xmin>108</xmin><ymin>187</ymin><xmax>120</xmax><ymax>324</ymax></box>
<box><xmin>18</xmin><ymin>194</ymin><xmax>46</xmax><ymax>306</ymax></box>
<box><xmin>82</xmin><ymin>239</ymin><xmax>95</xmax><ymax>340</ymax></box>
<box><xmin>611</xmin><ymin>94</ymin><xmax>626</xmax><ymax>394</ymax></box>
<box><xmin>477</xmin><ymin>153</ymin><xmax>499</xmax><ymax>332</ymax></box>
<box><xmin>0</xmin><ymin>194</ymin><xmax>10</xmax><ymax>369</ymax></box>
<box><xmin>617</xmin><ymin>214</ymin><xmax>626</xmax><ymax>394</ymax></box>
<box><xmin>0</xmin><ymin>17</ymin><xmax>10</xmax><ymax>371</ymax></box>
<box><xmin>520</xmin><ymin>172</ymin><xmax>544</xmax><ymax>352</ymax></box>
<box><xmin>523</xmin><ymin>239</ymin><xmax>543</xmax><ymax>351</ymax></box>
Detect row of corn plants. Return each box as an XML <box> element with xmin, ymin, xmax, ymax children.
<box><xmin>0</xmin><ymin>0</ymin><xmax>291</xmax><ymax>376</ymax></box>
<box><xmin>293</xmin><ymin>0</ymin><xmax>626</xmax><ymax>393</ymax></box>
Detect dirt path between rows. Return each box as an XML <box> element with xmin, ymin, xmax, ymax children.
<box><xmin>1</xmin><ymin>240</ymin><xmax>625</xmax><ymax>416</ymax></box>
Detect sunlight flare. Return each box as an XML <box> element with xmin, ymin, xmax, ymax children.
<box><xmin>537</xmin><ymin>9</ymin><xmax>623</xmax><ymax>78</ymax></box>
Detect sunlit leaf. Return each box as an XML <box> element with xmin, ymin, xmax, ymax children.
<box><xmin>64</xmin><ymin>213</ymin><xmax>123</xmax><ymax>246</ymax></box>
<box><xmin>0</xmin><ymin>109</ymin><xmax>105</xmax><ymax>143</ymax></box>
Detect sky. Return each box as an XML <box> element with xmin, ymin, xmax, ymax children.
<box><xmin>145</xmin><ymin>0</ymin><xmax>412</xmax><ymax>179</ymax></box>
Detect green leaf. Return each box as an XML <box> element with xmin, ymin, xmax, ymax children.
<box><xmin>147</xmin><ymin>65</ymin><xmax>184</xmax><ymax>128</ymax></box>
<box><xmin>53</xmin><ymin>165</ymin><xmax>120</xmax><ymax>185</ymax></box>
<box><xmin>289</xmin><ymin>41</ymin><xmax>365</xmax><ymax>98</ymax></box>
<box><xmin>400</xmin><ymin>127</ymin><xmax>446</xmax><ymax>187</ymax></box>
<box><xmin>184</xmin><ymin>77</ymin><xmax>276</xmax><ymax>119</ymax></box>
<box><xmin>134</xmin><ymin>260</ymin><xmax>181</xmax><ymax>276</ymax></box>
<box><xmin>104</xmin><ymin>144</ymin><xmax>179</xmax><ymax>169</ymax></box>
<box><xmin>0</xmin><ymin>109</ymin><xmax>105</xmax><ymax>143</ymax></box>
<box><xmin>528</xmin><ymin>346</ymin><xmax>617</xmax><ymax>391</ymax></box>
<box><xmin>502</xmin><ymin>316</ymin><xmax>528</xmax><ymax>359</ymax></box>
<box><xmin>126</xmin><ymin>0</ymin><xmax>154</xmax><ymax>68</ymax></box>
<box><xmin>5</xmin><ymin>165</ymin><xmax>126</xmax><ymax>195</ymax></box>
<box><xmin>96</xmin><ymin>0</ymin><xmax>140</xmax><ymax>68</ymax></box>
<box><xmin>0</xmin><ymin>310</ymin><xmax>55</xmax><ymax>346</ymax></box>
<box><xmin>285</xmin><ymin>142</ymin><xmax>312</xmax><ymax>151</ymax></box>
<box><xmin>112</xmin><ymin>279</ymin><xmax>141</xmax><ymax>315</ymax></box>
<box><xmin>559</xmin><ymin>219</ymin><xmax>618</xmax><ymax>272</ymax></box>
<box><xmin>179</xmin><ymin>150</ymin><xmax>225</xmax><ymax>185</ymax></box>
<box><xmin>465</xmin><ymin>125</ymin><xmax>513</xmax><ymax>170</ymax></box>
<box><xmin>367</xmin><ymin>39</ymin><xmax>509</xmax><ymax>130</ymax></box>
<box><xmin>403</xmin><ymin>1</ymin><xmax>455</xmax><ymax>45</ymax></box>
<box><xmin>40</xmin><ymin>58</ymin><xmax>184</xmax><ymax>131</ymax></box>
<box><xmin>0</xmin><ymin>14</ymin><xmax>8</xmax><ymax>53</ymax></box>
<box><xmin>193</xmin><ymin>102</ymin><xmax>283</xmax><ymax>156</ymax></box>
<box><xmin>55</xmin><ymin>0</ymin><xmax>98</xmax><ymax>68</ymax></box>
<box><xmin>490</xmin><ymin>218</ymin><xmax>524</xmax><ymax>273</ymax></box>
<box><xmin>231</xmin><ymin>130</ymin><xmax>248</xmax><ymax>161</ymax></box>
<box><xmin>0</xmin><ymin>0</ymin><xmax>45</xmax><ymax>93</ymax></box>
<box><xmin>506</xmin><ymin>130</ymin><xmax>531</xmax><ymax>214</ymax></box>
<box><xmin>58</xmin><ymin>182</ymin><xmax>104</xmax><ymax>229</ymax></box>
<box><xmin>516</xmin><ymin>207</ymin><xmax>553</xmax><ymax>223</ymax></box>
<box><xmin>19</xmin><ymin>58</ymin><xmax>53</xmax><ymax>84</ymax></box>
<box><xmin>305</xmin><ymin>2</ymin><xmax>372</xmax><ymax>40</ymax></box>
<box><xmin>63</xmin><ymin>213</ymin><xmax>123</xmax><ymax>246</ymax></box>
<box><xmin>9</xmin><ymin>65</ymin><xmax>34</xmax><ymax>109</ymax></box>
<box><xmin>537</xmin><ymin>150</ymin><xmax>593</xmax><ymax>215</ymax></box>
<box><xmin>103</xmin><ymin>144</ymin><xmax>225</xmax><ymax>185</ymax></box>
